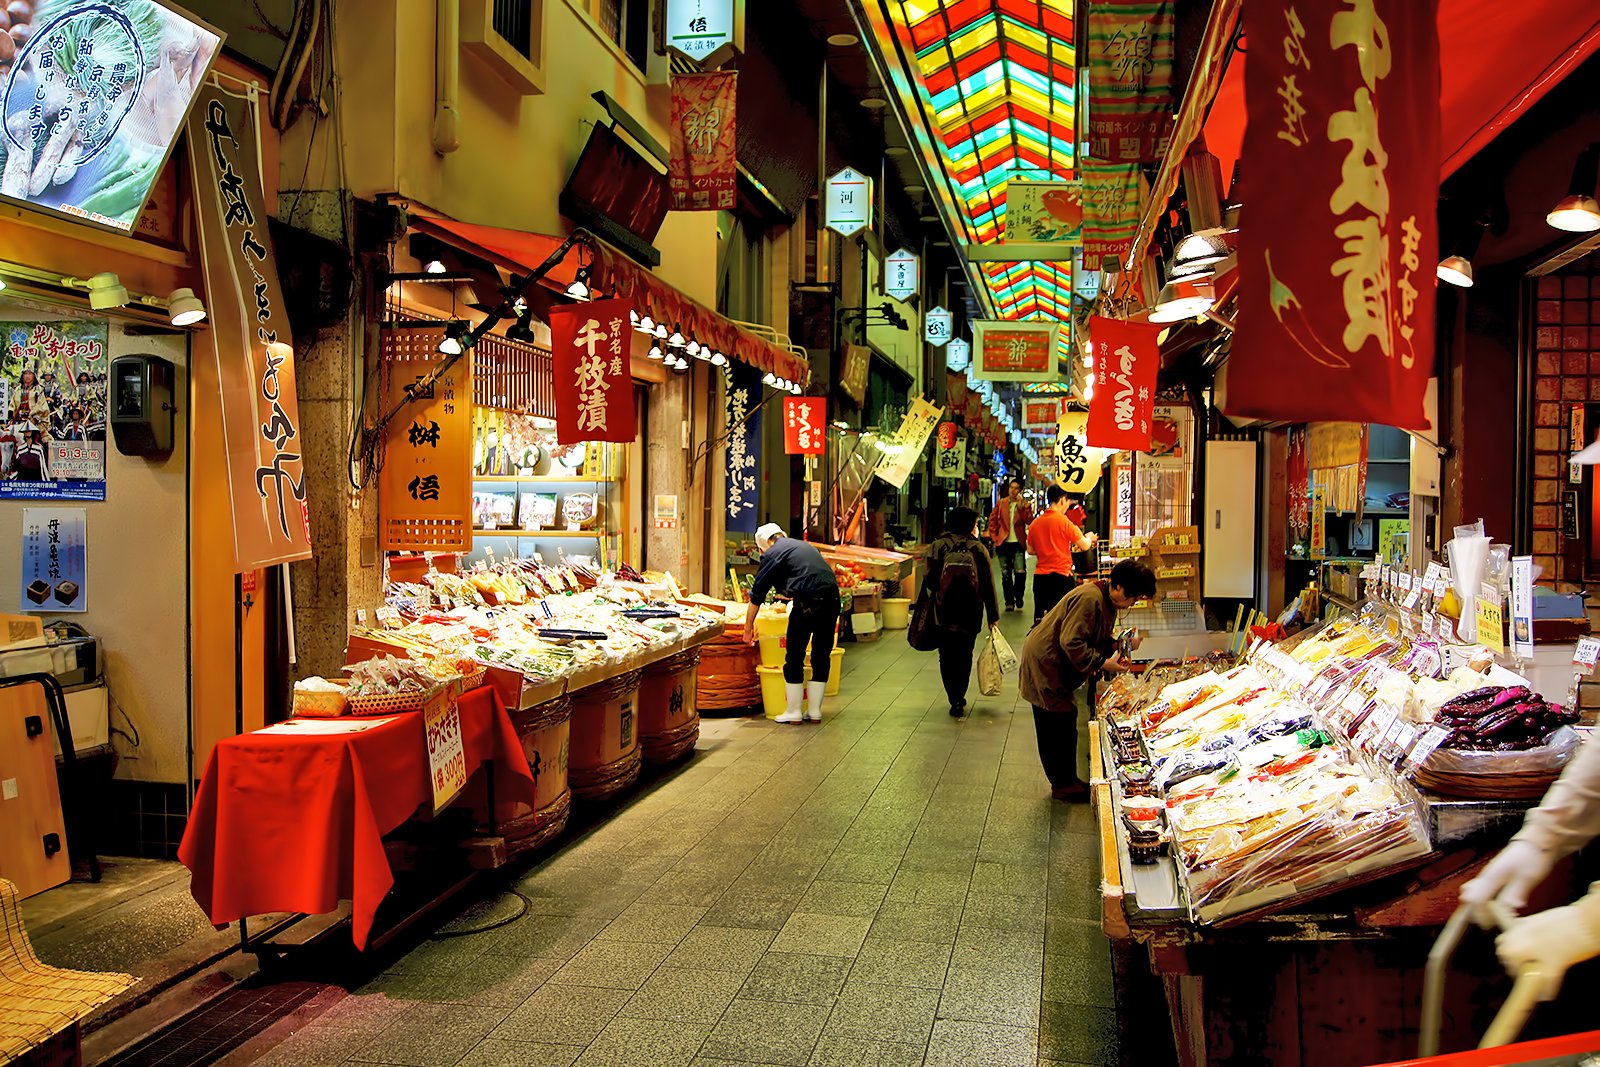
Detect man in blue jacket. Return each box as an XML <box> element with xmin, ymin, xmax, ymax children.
<box><xmin>743</xmin><ymin>523</ymin><xmax>841</xmax><ymax>724</ymax></box>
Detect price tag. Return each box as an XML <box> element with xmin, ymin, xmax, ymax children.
<box><xmin>355</xmin><ymin>607</ymin><xmax>370</xmax><ymax>627</ymax></box>
<box><xmin>375</xmin><ymin>606</ymin><xmax>402</xmax><ymax>629</ymax></box>
<box><xmin>1574</xmin><ymin>638</ymin><xmax>1600</xmax><ymax>671</ymax></box>
<box><xmin>1404</xmin><ymin>724</ymin><xmax>1453</xmax><ymax>771</ymax></box>
<box><xmin>1403</xmin><ymin>572</ymin><xmax>1423</xmax><ymax>613</ymax></box>
<box><xmin>1476</xmin><ymin>584</ymin><xmax>1506</xmax><ymax>653</ymax></box>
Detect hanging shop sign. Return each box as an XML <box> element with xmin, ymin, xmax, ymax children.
<box><xmin>924</xmin><ymin>306</ymin><xmax>952</xmax><ymax>348</ymax></box>
<box><xmin>1512</xmin><ymin>555</ymin><xmax>1534</xmax><ymax>659</ymax></box>
<box><xmin>782</xmin><ymin>396</ymin><xmax>826</xmax><ymax>454</ymax></box>
<box><xmin>1082</xmin><ymin>162</ymin><xmax>1142</xmax><ymax>266</ymax></box>
<box><xmin>1022</xmin><ymin>397</ymin><xmax>1061</xmax><ymax>431</ymax></box>
<box><xmin>945</xmin><ymin>337</ymin><xmax>970</xmax><ymax>372</ymax></box>
<box><xmin>825</xmin><ymin>167</ymin><xmax>872</xmax><ymax>237</ymax></box>
<box><xmin>1114</xmin><ymin>462</ymin><xmax>1134</xmax><ymax>533</ymax></box>
<box><xmin>934</xmin><ymin>422</ymin><xmax>965</xmax><ymax>479</ymax></box>
<box><xmin>1087</xmin><ymin>0</ymin><xmax>1175</xmax><ymax>162</ymax></box>
<box><xmin>1055</xmin><ymin>411</ymin><xmax>1104</xmax><ymax>492</ymax></box>
<box><xmin>189</xmin><ymin>83</ymin><xmax>313</xmax><ymax>570</ymax></box>
<box><xmin>1004</xmin><ymin>180</ymin><xmax>1083</xmax><ymax>245</ymax></box>
<box><xmin>1310</xmin><ymin>486</ymin><xmax>1327</xmax><ymax>558</ymax></box>
<box><xmin>663</xmin><ymin>0</ymin><xmax>741</xmax><ymax>64</ymax></box>
<box><xmin>1288</xmin><ymin>424</ymin><xmax>1310</xmax><ymax>538</ymax></box>
<box><xmin>0</xmin><ymin>1</ymin><xmax>221</xmax><ymax>233</ymax></box>
<box><xmin>838</xmin><ymin>343</ymin><xmax>870</xmax><ymax>405</ymax></box>
<box><xmin>551</xmin><ymin>298</ymin><xmax>636</xmax><ymax>445</ymax></box>
<box><xmin>1085</xmin><ymin>317</ymin><xmax>1161</xmax><ymax>452</ymax></box>
<box><xmin>668</xmin><ymin>72</ymin><xmax>738</xmax><ymax>212</ymax></box>
<box><xmin>972</xmin><ymin>319</ymin><xmax>1062</xmax><ymax>382</ymax></box>
<box><xmin>19</xmin><ymin>507</ymin><xmax>86</xmax><ymax>613</ymax></box>
<box><xmin>724</xmin><ymin>361</ymin><xmax>761</xmax><ymax>533</ymax></box>
<box><xmin>0</xmin><ymin>321</ymin><xmax>108</xmax><ymax>500</ymax></box>
<box><xmin>885</xmin><ymin>248</ymin><xmax>919</xmax><ymax>301</ymax></box>
<box><xmin>378</xmin><ymin>325</ymin><xmax>472</xmax><ymax>552</ymax></box>
<box><xmin>1229</xmin><ymin>0</ymin><xmax>1437</xmax><ymax>430</ymax></box>
<box><xmin>875</xmin><ymin>397</ymin><xmax>944</xmax><ymax>489</ymax></box>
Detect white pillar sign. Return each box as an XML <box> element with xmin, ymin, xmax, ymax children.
<box><xmin>885</xmin><ymin>247</ymin><xmax>919</xmax><ymax>300</ymax></box>
<box><xmin>664</xmin><ymin>0</ymin><xmax>739</xmax><ymax>63</ymax></box>
<box><xmin>925</xmin><ymin>306</ymin><xmax>952</xmax><ymax>347</ymax></box>
<box><xmin>946</xmin><ymin>337</ymin><xmax>970</xmax><ymax>371</ymax></box>
<box><xmin>825</xmin><ymin>167</ymin><xmax>872</xmax><ymax>237</ymax></box>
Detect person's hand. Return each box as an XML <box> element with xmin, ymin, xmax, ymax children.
<box><xmin>1495</xmin><ymin>901</ymin><xmax>1600</xmax><ymax>1002</ymax></box>
<box><xmin>1086</xmin><ymin>532</ymin><xmax>1099</xmax><ymax>545</ymax></box>
<box><xmin>1101</xmin><ymin>653</ymin><xmax>1128</xmax><ymax>675</ymax></box>
<box><xmin>1460</xmin><ymin>840</ymin><xmax>1555</xmax><ymax>919</ymax></box>
<box><xmin>741</xmin><ymin>627</ymin><xmax>756</xmax><ymax>647</ymax></box>
<box><xmin>1128</xmin><ymin>630</ymin><xmax>1144</xmax><ymax>651</ymax></box>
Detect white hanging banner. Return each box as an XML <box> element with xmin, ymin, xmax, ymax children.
<box><xmin>885</xmin><ymin>247</ymin><xmax>919</xmax><ymax>300</ymax></box>
<box><xmin>946</xmin><ymin>337</ymin><xmax>970</xmax><ymax>371</ymax></box>
<box><xmin>825</xmin><ymin>167</ymin><xmax>872</xmax><ymax>237</ymax></box>
<box><xmin>663</xmin><ymin>0</ymin><xmax>741</xmax><ymax>63</ymax></box>
<box><xmin>925</xmin><ymin>306</ymin><xmax>952</xmax><ymax>347</ymax></box>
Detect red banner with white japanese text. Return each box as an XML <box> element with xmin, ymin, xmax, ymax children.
<box><xmin>783</xmin><ymin>397</ymin><xmax>826</xmax><ymax>454</ymax></box>
<box><xmin>1087</xmin><ymin>0</ymin><xmax>1175</xmax><ymax>162</ymax></box>
<box><xmin>669</xmin><ymin>72</ymin><xmax>737</xmax><ymax>212</ymax></box>
<box><xmin>1086</xmin><ymin>317</ymin><xmax>1161</xmax><ymax>452</ymax></box>
<box><xmin>1228</xmin><ymin>0</ymin><xmax>1437</xmax><ymax>430</ymax></box>
<box><xmin>551</xmin><ymin>299</ymin><xmax>636</xmax><ymax>444</ymax></box>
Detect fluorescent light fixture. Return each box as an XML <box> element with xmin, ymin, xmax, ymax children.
<box><xmin>1148</xmin><ymin>278</ymin><xmax>1215</xmax><ymax>323</ymax></box>
<box><xmin>167</xmin><ymin>287</ymin><xmax>207</xmax><ymax>326</ymax></box>
<box><xmin>1436</xmin><ymin>254</ymin><xmax>1474</xmax><ymax>288</ymax></box>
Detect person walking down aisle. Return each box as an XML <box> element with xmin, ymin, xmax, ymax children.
<box><xmin>743</xmin><ymin>523</ymin><xmax>841</xmax><ymax>724</ymax></box>
<box><xmin>920</xmin><ymin>507</ymin><xmax>1002</xmax><ymax>718</ymax></box>
<box><xmin>985</xmin><ymin>478</ymin><xmax>1033</xmax><ymax>612</ymax></box>
<box><xmin>1029</xmin><ymin>486</ymin><xmax>1098</xmax><ymax>625</ymax></box>
<box><xmin>1019</xmin><ymin>559</ymin><xmax>1156</xmax><ymax>801</ymax></box>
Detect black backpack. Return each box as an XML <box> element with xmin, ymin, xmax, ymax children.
<box><xmin>935</xmin><ymin>540</ymin><xmax>982</xmax><ymax>628</ymax></box>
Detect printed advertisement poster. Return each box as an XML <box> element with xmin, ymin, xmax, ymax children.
<box><xmin>1004</xmin><ymin>180</ymin><xmax>1082</xmax><ymax>244</ymax></box>
<box><xmin>1</xmin><ymin>320</ymin><xmax>109</xmax><ymax>500</ymax></box>
<box><xmin>20</xmin><ymin>506</ymin><xmax>86</xmax><ymax>612</ymax></box>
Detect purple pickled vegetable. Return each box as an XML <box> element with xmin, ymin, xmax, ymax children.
<box><xmin>1442</xmin><ymin>686</ymin><xmax>1502</xmax><ymax>709</ymax></box>
<box><xmin>1488</xmin><ymin>686</ymin><xmax>1531</xmax><ymax>711</ymax></box>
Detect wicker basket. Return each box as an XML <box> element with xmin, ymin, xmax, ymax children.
<box><xmin>459</xmin><ymin>668</ymin><xmax>488</xmax><ymax>693</ymax></box>
<box><xmin>292</xmin><ymin>683</ymin><xmax>351</xmax><ymax>718</ymax></box>
<box><xmin>348</xmin><ymin>685</ymin><xmax>451</xmax><ymax>716</ymax></box>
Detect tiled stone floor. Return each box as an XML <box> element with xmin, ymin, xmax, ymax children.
<box><xmin>229</xmin><ymin>607</ymin><xmax>1116</xmax><ymax>1067</ymax></box>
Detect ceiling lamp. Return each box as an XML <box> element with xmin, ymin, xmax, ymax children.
<box><xmin>826</xmin><ymin>32</ymin><xmax>858</xmax><ymax>46</ymax></box>
<box><xmin>424</xmin><ymin>257</ymin><xmax>446</xmax><ymax>274</ymax></box>
<box><xmin>636</xmin><ymin>313</ymin><xmax>656</xmax><ymax>335</ymax></box>
<box><xmin>1169</xmin><ymin>232</ymin><xmax>1230</xmax><ymax>277</ymax></box>
<box><xmin>647</xmin><ymin>343</ymin><xmax>665</xmax><ymax>361</ymax></box>
<box><xmin>1147</xmin><ymin>278</ymin><xmax>1215</xmax><ymax>323</ymax></box>
<box><xmin>654</xmin><ymin>321</ymin><xmax>668</xmax><ymax>341</ymax></box>
<box><xmin>861</xmin><ymin>97</ymin><xmax>887</xmax><ymax>111</ymax></box>
<box><xmin>437</xmin><ymin>320</ymin><xmax>471</xmax><ymax>356</ymax></box>
<box><xmin>1547</xmin><ymin>144</ymin><xmax>1600</xmax><ymax>232</ymax></box>
<box><xmin>507</xmin><ymin>310</ymin><xmax>538</xmax><ymax>344</ymax></box>
<box><xmin>87</xmin><ymin>272</ymin><xmax>128</xmax><ymax>310</ymax></box>
<box><xmin>1436</xmin><ymin>255</ymin><xmax>1474</xmax><ymax>288</ymax></box>
<box><xmin>763</xmin><ymin>371</ymin><xmax>777</xmax><ymax>386</ymax></box>
<box><xmin>667</xmin><ymin>325</ymin><xmax>685</xmax><ymax>347</ymax></box>
<box><xmin>167</xmin><ymin>287</ymin><xmax>206</xmax><ymax>326</ymax></box>
<box><xmin>671</xmin><ymin>354</ymin><xmax>690</xmax><ymax>373</ymax></box>
<box><xmin>710</xmin><ymin>350</ymin><xmax>727</xmax><ymax>366</ymax></box>
<box><xmin>565</xmin><ymin>268</ymin><xmax>591</xmax><ymax>300</ymax></box>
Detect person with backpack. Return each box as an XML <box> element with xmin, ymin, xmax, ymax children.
<box><xmin>921</xmin><ymin>506</ymin><xmax>1001</xmax><ymax>718</ymax></box>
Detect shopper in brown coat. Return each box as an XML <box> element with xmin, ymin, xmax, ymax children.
<box><xmin>1019</xmin><ymin>559</ymin><xmax>1155</xmax><ymax>801</ymax></box>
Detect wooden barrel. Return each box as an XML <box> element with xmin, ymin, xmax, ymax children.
<box><xmin>638</xmin><ymin>647</ymin><xmax>701</xmax><ymax>767</ymax></box>
<box><xmin>498</xmin><ymin>692</ymin><xmax>572</xmax><ymax>857</ymax></box>
<box><xmin>697</xmin><ymin>628</ymin><xmax>762</xmax><ymax>713</ymax></box>
<box><xmin>568</xmin><ymin>669</ymin><xmax>643</xmax><ymax>802</ymax></box>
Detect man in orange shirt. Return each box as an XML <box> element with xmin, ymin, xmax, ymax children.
<box><xmin>1028</xmin><ymin>485</ymin><xmax>1097</xmax><ymax>625</ymax></box>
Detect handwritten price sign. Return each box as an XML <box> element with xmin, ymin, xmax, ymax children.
<box><xmin>424</xmin><ymin>695</ymin><xmax>468</xmax><ymax>812</ymax></box>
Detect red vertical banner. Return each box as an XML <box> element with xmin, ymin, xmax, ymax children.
<box><xmin>1228</xmin><ymin>0</ymin><xmax>1438</xmax><ymax>430</ymax></box>
<box><xmin>551</xmin><ymin>299</ymin><xmax>636</xmax><ymax>444</ymax></box>
<box><xmin>1087</xmin><ymin>0</ymin><xmax>1176</xmax><ymax>162</ymax></box>
<box><xmin>1086</xmin><ymin>317</ymin><xmax>1161</xmax><ymax>452</ymax></box>
<box><xmin>1288</xmin><ymin>424</ymin><xmax>1310</xmax><ymax>538</ymax></box>
<box><xmin>783</xmin><ymin>397</ymin><xmax>826</xmax><ymax>454</ymax></box>
<box><xmin>669</xmin><ymin>72</ymin><xmax>738</xmax><ymax>211</ymax></box>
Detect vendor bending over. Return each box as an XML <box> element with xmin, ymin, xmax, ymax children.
<box><xmin>743</xmin><ymin>523</ymin><xmax>841</xmax><ymax>724</ymax></box>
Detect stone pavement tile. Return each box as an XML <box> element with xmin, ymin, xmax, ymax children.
<box><xmin>925</xmin><ymin>1019</ymin><xmax>1039</xmax><ymax>1067</ymax></box>
<box><xmin>1044</xmin><ymin>918</ymin><xmax>1111</xmax><ymax>963</ymax></box>
<box><xmin>897</xmin><ymin>846</ymin><xmax>979</xmax><ymax>875</ymax></box>
<box><xmin>452</xmin><ymin>1039</ymin><xmax>583</xmax><ymax>1067</ymax></box>
<box><xmin>1045</xmin><ymin>877</ymin><xmax>1104</xmax><ymax>923</ymax></box>
<box><xmin>884</xmin><ymin>867</ymin><xmax>971</xmax><ymax>906</ymax></box>
<box><xmin>950</xmin><ymin>922</ymin><xmax>1045</xmax><ymax>975</ymax></box>
<box><xmin>848</xmin><ymin>937</ymin><xmax>953</xmax><ymax>989</ymax></box>
<box><xmin>768</xmin><ymin>912</ymin><xmax>872</xmax><ymax>957</ymax></box>
<box><xmin>738</xmin><ymin>951</ymin><xmax>853</xmax><ymax>1005</ymax></box>
<box><xmin>794</xmin><ymin>880</ymin><xmax>888</xmax><ymax>918</ymax></box>
<box><xmin>701</xmin><ymin>998</ymin><xmax>832</xmax><ymax>1066</ymax></box>
<box><xmin>548</xmin><ymin>939</ymin><xmax>675</xmax><ymax>990</ymax></box>
<box><xmin>1038</xmin><ymin>1000</ymin><xmax>1119</xmax><ymax>1067</ymax></box>
<box><xmin>805</xmin><ymin>1033</ymin><xmax>926</xmax><ymax>1067</ymax></box>
<box><xmin>822</xmin><ymin>979</ymin><xmax>939</xmax><ymax>1044</ymax></box>
<box><xmin>961</xmin><ymin>891</ymin><xmax>1048</xmax><ymax>930</ymax></box>
<box><xmin>244</xmin><ymin>1025</ymin><xmax>382</xmax><ymax>1067</ymax></box>
<box><xmin>937</xmin><ymin>964</ymin><xmax>1042</xmax><ymax>1029</ymax></box>
<box><xmin>972</xmin><ymin>861</ymin><xmax>1050</xmax><ymax>899</ymax></box>
<box><xmin>573</xmin><ymin>1016</ymin><xmax>711</xmax><ymax>1067</ymax></box>
<box><xmin>523</xmin><ymin>881</ymin><xmax>653</xmax><ymax>920</ymax></box>
<box><xmin>816</xmin><ymin>851</ymin><xmax>902</xmax><ymax>885</ymax></box>
<box><xmin>663</xmin><ymin>926</ymin><xmax>776</xmax><ymax>974</ymax></box>
<box><xmin>1042</xmin><ymin>950</ymin><xmax>1115</xmax><ymax>1010</ymax></box>
<box><xmin>618</xmin><ymin>967</ymin><xmax>746</xmax><ymax>1024</ymax></box>
<box><xmin>345</xmin><ymin>1003</ymin><xmax>510</xmax><ymax>1067</ymax></box>
<box><xmin>357</xmin><ymin>953</ymin><xmax>564</xmax><ymax>1007</ymax></box>
<box><xmin>481</xmin><ymin>915</ymin><xmax>610</xmax><ymax>960</ymax></box>
<box><xmin>489</xmin><ymin>984</ymin><xmax>633</xmax><ymax>1046</ymax></box>
<box><xmin>699</xmin><ymin>890</ymin><xmax>800</xmax><ymax>931</ymax></box>
<box><xmin>596</xmin><ymin>902</ymin><xmax>710</xmax><ymax>945</ymax></box>
<box><xmin>866</xmin><ymin>901</ymin><xmax>963</xmax><ymax>944</ymax></box>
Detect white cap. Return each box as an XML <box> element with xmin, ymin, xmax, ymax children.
<box><xmin>755</xmin><ymin>522</ymin><xmax>785</xmax><ymax>550</ymax></box>
<box><xmin>1574</xmin><ymin>438</ymin><xmax>1600</xmax><ymax>465</ymax></box>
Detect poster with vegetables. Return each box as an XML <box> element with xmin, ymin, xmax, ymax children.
<box><xmin>0</xmin><ymin>0</ymin><xmax>222</xmax><ymax>232</ymax></box>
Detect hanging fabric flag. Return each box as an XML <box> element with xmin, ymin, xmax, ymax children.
<box><xmin>551</xmin><ymin>298</ymin><xmax>637</xmax><ymax>444</ymax></box>
<box><xmin>1086</xmin><ymin>317</ymin><xmax>1161</xmax><ymax>452</ymax></box>
<box><xmin>668</xmin><ymin>72</ymin><xmax>738</xmax><ymax>211</ymax></box>
<box><xmin>1288</xmin><ymin>424</ymin><xmax>1310</xmax><ymax>538</ymax></box>
<box><xmin>1082</xmin><ymin>162</ymin><xmax>1143</xmax><ymax>267</ymax></box>
<box><xmin>782</xmin><ymin>397</ymin><xmax>827</xmax><ymax>454</ymax></box>
<box><xmin>1087</xmin><ymin>0</ymin><xmax>1175</xmax><ymax>162</ymax></box>
<box><xmin>1227</xmin><ymin>0</ymin><xmax>1438</xmax><ymax>429</ymax></box>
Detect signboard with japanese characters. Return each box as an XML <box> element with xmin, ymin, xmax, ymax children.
<box><xmin>1228</xmin><ymin>0</ymin><xmax>1438</xmax><ymax>430</ymax></box>
<box><xmin>0</xmin><ymin>321</ymin><xmax>108</xmax><ymax>500</ymax></box>
<box><xmin>1054</xmin><ymin>411</ymin><xmax>1104</xmax><ymax>492</ymax></box>
<box><xmin>378</xmin><ymin>325</ymin><xmax>472</xmax><ymax>552</ymax></box>
<box><xmin>934</xmin><ymin>423</ymin><xmax>965</xmax><ymax>479</ymax></box>
<box><xmin>668</xmin><ymin>72</ymin><xmax>737</xmax><ymax>211</ymax></box>
<box><xmin>663</xmin><ymin>0</ymin><xmax>740</xmax><ymax>63</ymax></box>
<box><xmin>838</xmin><ymin>343</ymin><xmax>869</xmax><ymax>405</ymax></box>
<box><xmin>1022</xmin><ymin>397</ymin><xmax>1062</xmax><ymax>431</ymax></box>
<box><xmin>972</xmin><ymin>319</ymin><xmax>1062</xmax><ymax>382</ymax></box>
<box><xmin>1114</xmin><ymin>462</ymin><xmax>1134</xmax><ymax>532</ymax></box>
<box><xmin>1085</xmin><ymin>316</ymin><xmax>1160</xmax><ymax>452</ymax></box>
<box><xmin>19</xmin><ymin>507</ymin><xmax>86</xmax><ymax>613</ymax></box>
<box><xmin>875</xmin><ymin>397</ymin><xmax>943</xmax><ymax>489</ymax></box>
<box><xmin>188</xmin><ymin>83</ymin><xmax>313</xmax><ymax>570</ymax></box>
<box><xmin>551</xmin><ymin>298</ymin><xmax>636</xmax><ymax>445</ymax></box>
<box><xmin>825</xmin><ymin>167</ymin><xmax>872</xmax><ymax>237</ymax></box>
<box><xmin>1086</xmin><ymin>0</ymin><xmax>1175</xmax><ymax>162</ymax></box>
<box><xmin>782</xmin><ymin>396</ymin><xmax>826</xmax><ymax>455</ymax></box>
<box><xmin>424</xmin><ymin>695</ymin><xmax>467</xmax><ymax>813</ymax></box>
<box><xmin>1003</xmin><ymin>180</ymin><xmax>1082</xmax><ymax>245</ymax></box>
<box><xmin>945</xmin><ymin>337</ymin><xmax>970</xmax><ymax>372</ymax></box>
<box><xmin>885</xmin><ymin>248</ymin><xmax>919</xmax><ymax>301</ymax></box>
<box><xmin>724</xmin><ymin>361</ymin><xmax>761</xmax><ymax>532</ymax></box>
<box><xmin>1082</xmin><ymin>161</ymin><xmax>1142</xmax><ymax>265</ymax></box>
<box><xmin>924</xmin><ymin>306</ymin><xmax>952</xmax><ymax>348</ymax></box>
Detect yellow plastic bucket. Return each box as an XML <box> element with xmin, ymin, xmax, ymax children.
<box><xmin>825</xmin><ymin>647</ymin><xmax>844</xmax><ymax>695</ymax></box>
<box><xmin>755</xmin><ymin>612</ymin><xmax>789</xmax><ymax>638</ymax></box>
<box><xmin>881</xmin><ymin>597</ymin><xmax>911</xmax><ymax>630</ymax></box>
<box><xmin>757</xmin><ymin>634</ymin><xmax>786</xmax><ymax>668</ymax></box>
<box><xmin>757</xmin><ymin>649</ymin><xmax>846</xmax><ymax>717</ymax></box>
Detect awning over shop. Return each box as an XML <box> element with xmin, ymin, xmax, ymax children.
<box><xmin>413</xmin><ymin>216</ymin><xmax>811</xmax><ymax>385</ymax></box>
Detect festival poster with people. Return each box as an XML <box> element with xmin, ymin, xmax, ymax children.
<box><xmin>0</xmin><ymin>320</ymin><xmax>110</xmax><ymax>500</ymax></box>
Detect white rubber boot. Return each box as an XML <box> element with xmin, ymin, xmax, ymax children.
<box><xmin>775</xmin><ymin>682</ymin><xmax>805</xmax><ymax>724</ymax></box>
<box><xmin>804</xmin><ymin>681</ymin><xmax>825</xmax><ymax>723</ymax></box>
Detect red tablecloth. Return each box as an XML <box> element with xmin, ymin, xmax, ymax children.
<box><xmin>179</xmin><ymin>687</ymin><xmax>534</xmax><ymax>949</ymax></box>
